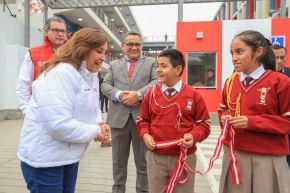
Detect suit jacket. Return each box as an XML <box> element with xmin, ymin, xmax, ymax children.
<box><xmin>283</xmin><ymin>67</ymin><xmax>290</xmax><ymax>77</ymax></box>
<box><xmin>101</xmin><ymin>55</ymin><xmax>157</xmax><ymax>128</ymax></box>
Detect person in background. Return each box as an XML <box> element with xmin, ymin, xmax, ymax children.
<box><xmin>99</xmin><ymin>74</ymin><xmax>109</xmax><ymax>113</ymax></box>
<box><xmin>218</xmin><ymin>30</ymin><xmax>290</xmax><ymax>193</ymax></box>
<box><xmin>18</xmin><ymin>28</ymin><xmax>110</xmax><ymax>193</ymax></box>
<box><xmin>271</xmin><ymin>45</ymin><xmax>290</xmax><ymax>76</ymax></box>
<box><xmin>101</xmin><ymin>31</ymin><xmax>157</xmax><ymax>193</ymax></box>
<box><xmin>98</xmin><ymin>73</ymin><xmax>112</xmax><ymax>147</ymax></box>
<box><xmin>206</xmin><ymin>69</ymin><xmax>215</xmax><ymax>87</ymax></box>
<box><xmin>16</xmin><ymin>16</ymin><xmax>67</xmax><ymax>115</ymax></box>
<box><xmin>137</xmin><ymin>49</ymin><xmax>210</xmax><ymax>193</ymax></box>
<box><xmin>271</xmin><ymin>44</ymin><xmax>290</xmax><ymax>169</ymax></box>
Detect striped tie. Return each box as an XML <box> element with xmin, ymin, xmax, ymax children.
<box><xmin>166</xmin><ymin>88</ymin><xmax>176</xmax><ymax>98</ymax></box>
<box><xmin>244</xmin><ymin>76</ymin><xmax>253</xmax><ymax>87</ymax></box>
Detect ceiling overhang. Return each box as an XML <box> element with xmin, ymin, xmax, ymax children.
<box><xmin>46</xmin><ymin>0</ymin><xmax>244</xmax><ymax>9</ymax></box>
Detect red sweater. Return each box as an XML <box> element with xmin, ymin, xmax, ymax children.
<box><xmin>218</xmin><ymin>71</ymin><xmax>290</xmax><ymax>155</ymax></box>
<box><xmin>137</xmin><ymin>83</ymin><xmax>210</xmax><ymax>155</ymax></box>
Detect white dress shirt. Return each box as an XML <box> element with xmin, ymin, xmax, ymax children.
<box><xmin>161</xmin><ymin>79</ymin><xmax>182</xmax><ymax>95</ymax></box>
<box><xmin>239</xmin><ymin>65</ymin><xmax>266</xmax><ymax>85</ymax></box>
<box><xmin>16</xmin><ymin>52</ymin><xmax>34</xmax><ymax>114</ymax></box>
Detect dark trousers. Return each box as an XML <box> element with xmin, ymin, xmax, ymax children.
<box><xmin>100</xmin><ymin>94</ymin><xmax>108</xmax><ymax>112</ymax></box>
<box><xmin>21</xmin><ymin>161</ymin><xmax>79</xmax><ymax>193</ymax></box>
<box><xmin>111</xmin><ymin>115</ymin><xmax>148</xmax><ymax>193</ymax></box>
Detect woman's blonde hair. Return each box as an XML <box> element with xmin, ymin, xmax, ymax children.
<box><xmin>41</xmin><ymin>28</ymin><xmax>107</xmax><ymax>73</ymax></box>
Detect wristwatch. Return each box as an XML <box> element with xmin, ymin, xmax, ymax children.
<box><xmin>137</xmin><ymin>92</ymin><xmax>143</xmax><ymax>101</ymax></box>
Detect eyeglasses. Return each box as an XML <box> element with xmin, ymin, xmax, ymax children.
<box><xmin>124</xmin><ymin>43</ymin><xmax>142</xmax><ymax>48</ymax></box>
<box><xmin>49</xmin><ymin>28</ymin><xmax>67</xmax><ymax>34</ymax></box>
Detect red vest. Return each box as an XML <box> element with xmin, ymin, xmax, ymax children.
<box><xmin>29</xmin><ymin>36</ymin><xmax>55</xmax><ymax>80</ymax></box>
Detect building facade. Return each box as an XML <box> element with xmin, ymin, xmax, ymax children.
<box><xmin>214</xmin><ymin>0</ymin><xmax>290</xmax><ymax>20</ymax></box>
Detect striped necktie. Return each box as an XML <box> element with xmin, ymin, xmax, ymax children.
<box><xmin>165</xmin><ymin>88</ymin><xmax>176</xmax><ymax>98</ymax></box>
<box><xmin>244</xmin><ymin>76</ymin><xmax>253</xmax><ymax>87</ymax></box>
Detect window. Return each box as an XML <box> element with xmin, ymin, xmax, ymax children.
<box><xmin>187</xmin><ymin>52</ymin><xmax>217</xmax><ymax>89</ymax></box>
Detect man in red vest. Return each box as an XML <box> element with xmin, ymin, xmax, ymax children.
<box><xmin>16</xmin><ymin>16</ymin><xmax>67</xmax><ymax>115</ymax></box>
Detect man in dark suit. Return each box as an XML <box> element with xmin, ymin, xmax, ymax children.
<box><xmin>271</xmin><ymin>45</ymin><xmax>290</xmax><ymax>169</ymax></box>
<box><xmin>101</xmin><ymin>32</ymin><xmax>157</xmax><ymax>193</ymax></box>
<box><xmin>271</xmin><ymin>45</ymin><xmax>290</xmax><ymax>76</ymax></box>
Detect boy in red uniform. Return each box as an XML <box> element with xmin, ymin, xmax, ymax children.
<box><xmin>136</xmin><ymin>49</ymin><xmax>211</xmax><ymax>193</ymax></box>
<box><xmin>218</xmin><ymin>30</ymin><xmax>290</xmax><ymax>193</ymax></box>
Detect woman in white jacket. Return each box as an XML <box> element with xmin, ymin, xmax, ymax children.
<box><xmin>17</xmin><ymin>28</ymin><xmax>110</xmax><ymax>193</ymax></box>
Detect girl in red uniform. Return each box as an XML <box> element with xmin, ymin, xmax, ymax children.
<box><xmin>218</xmin><ymin>30</ymin><xmax>290</xmax><ymax>193</ymax></box>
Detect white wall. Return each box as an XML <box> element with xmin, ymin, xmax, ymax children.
<box><xmin>0</xmin><ymin>12</ymin><xmax>42</xmax><ymax>110</ymax></box>
<box><xmin>221</xmin><ymin>19</ymin><xmax>271</xmax><ymax>87</ymax></box>
<box><xmin>15</xmin><ymin>6</ymin><xmax>71</xmax><ymax>30</ymax></box>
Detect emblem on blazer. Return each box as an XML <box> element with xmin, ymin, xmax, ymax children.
<box><xmin>186</xmin><ymin>99</ymin><xmax>193</xmax><ymax>110</ymax></box>
<box><xmin>257</xmin><ymin>87</ymin><xmax>271</xmax><ymax>105</ymax></box>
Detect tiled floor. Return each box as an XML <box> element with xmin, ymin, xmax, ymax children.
<box><xmin>0</xmin><ymin>119</ymin><xmax>214</xmax><ymax>193</ymax></box>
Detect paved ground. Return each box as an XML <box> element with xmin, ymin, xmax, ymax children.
<box><xmin>0</xmin><ymin>119</ymin><xmax>221</xmax><ymax>193</ymax></box>
<box><xmin>197</xmin><ymin>126</ymin><xmax>223</xmax><ymax>193</ymax></box>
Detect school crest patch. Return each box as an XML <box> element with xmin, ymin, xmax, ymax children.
<box><xmin>257</xmin><ymin>87</ymin><xmax>271</xmax><ymax>105</ymax></box>
<box><xmin>186</xmin><ymin>99</ymin><xmax>193</xmax><ymax>110</ymax></box>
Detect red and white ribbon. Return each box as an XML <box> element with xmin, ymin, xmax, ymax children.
<box><xmin>155</xmin><ymin>119</ymin><xmax>242</xmax><ymax>193</ymax></box>
<box><xmin>17</xmin><ymin>0</ymin><xmax>44</xmax><ymax>13</ymax></box>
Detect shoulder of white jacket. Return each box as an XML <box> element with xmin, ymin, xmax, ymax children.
<box><xmin>53</xmin><ymin>63</ymin><xmax>78</xmax><ymax>74</ymax></box>
<box><xmin>45</xmin><ymin>63</ymin><xmax>81</xmax><ymax>81</ymax></box>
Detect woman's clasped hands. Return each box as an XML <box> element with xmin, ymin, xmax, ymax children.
<box><xmin>94</xmin><ymin>122</ymin><xmax>111</xmax><ymax>142</ymax></box>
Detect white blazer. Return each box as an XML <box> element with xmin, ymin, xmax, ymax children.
<box><xmin>18</xmin><ymin>63</ymin><xmax>102</xmax><ymax>168</ymax></box>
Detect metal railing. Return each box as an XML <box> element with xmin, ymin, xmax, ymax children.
<box><xmin>92</xmin><ymin>7</ymin><xmax>124</xmax><ymax>42</ymax></box>
<box><xmin>1</xmin><ymin>0</ymin><xmax>16</xmax><ymax>17</ymax></box>
<box><xmin>143</xmin><ymin>35</ymin><xmax>175</xmax><ymax>42</ymax></box>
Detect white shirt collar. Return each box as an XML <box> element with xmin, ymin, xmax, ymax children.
<box><xmin>239</xmin><ymin>65</ymin><xmax>265</xmax><ymax>82</ymax></box>
<box><xmin>161</xmin><ymin>79</ymin><xmax>182</xmax><ymax>93</ymax></box>
<box><xmin>125</xmin><ymin>55</ymin><xmax>130</xmax><ymax>62</ymax></box>
<box><xmin>79</xmin><ymin>62</ymin><xmax>98</xmax><ymax>85</ymax></box>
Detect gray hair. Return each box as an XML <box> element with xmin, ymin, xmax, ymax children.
<box><xmin>123</xmin><ymin>31</ymin><xmax>142</xmax><ymax>43</ymax></box>
<box><xmin>44</xmin><ymin>16</ymin><xmax>67</xmax><ymax>30</ymax></box>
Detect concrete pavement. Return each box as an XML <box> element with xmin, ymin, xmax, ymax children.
<box><xmin>0</xmin><ymin>119</ymin><xmax>215</xmax><ymax>193</ymax></box>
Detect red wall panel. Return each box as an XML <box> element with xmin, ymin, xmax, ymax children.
<box><xmin>272</xmin><ymin>18</ymin><xmax>290</xmax><ymax>67</ymax></box>
<box><xmin>248</xmin><ymin>0</ymin><xmax>254</xmax><ymax>19</ymax></box>
<box><xmin>176</xmin><ymin>21</ymin><xmax>222</xmax><ymax>112</ymax></box>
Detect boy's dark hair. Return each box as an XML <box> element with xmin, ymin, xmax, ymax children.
<box><xmin>158</xmin><ymin>49</ymin><xmax>185</xmax><ymax>76</ymax></box>
<box><xmin>271</xmin><ymin>44</ymin><xmax>287</xmax><ymax>53</ymax></box>
<box><xmin>233</xmin><ymin>30</ymin><xmax>276</xmax><ymax>71</ymax></box>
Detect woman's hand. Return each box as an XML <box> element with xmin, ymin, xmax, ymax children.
<box><xmin>95</xmin><ymin>122</ymin><xmax>110</xmax><ymax>142</ymax></box>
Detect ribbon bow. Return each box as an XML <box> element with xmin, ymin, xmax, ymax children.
<box><xmin>155</xmin><ymin>119</ymin><xmax>242</xmax><ymax>193</ymax></box>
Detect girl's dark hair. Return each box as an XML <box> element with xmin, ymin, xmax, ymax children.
<box><xmin>233</xmin><ymin>30</ymin><xmax>276</xmax><ymax>71</ymax></box>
